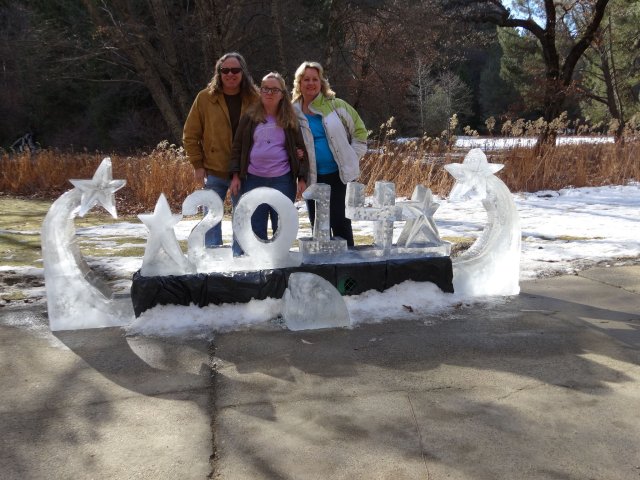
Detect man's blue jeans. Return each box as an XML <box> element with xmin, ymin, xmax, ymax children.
<box><xmin>204</xmin><ymin>174</ymin><xmax>234</xmax><ymax>247</ymax></box>
<box><xmin>236</xmin><ymin>172</ymin><xmax>296</xmax><ymax>254</ymax></box>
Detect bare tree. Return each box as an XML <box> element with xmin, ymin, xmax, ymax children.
<box><xmin>194</xmin><ymin>0</ymin><xmax>246</xmax><ymax>66</ymax></box>
<box><xmin>83</xmin><ymin>1</ymin><xmax>191</xmax><ymax>141</ymax></box>
<box><xmin>81</xmin><ymin>0</ymin><xmax>259</xmax><ymax>142</ymax></box>
<box><xmin>586</xmin><ymin>17</ymin><xmax>625</xmax><ymax>138</ymax></box>
<box><xmin>419</xmin><ymin>71</ymin><xmax>473</xmax><ymax>137</ymax></box>
<box><xmin>412</xmin><ymin>58</ymin><xmax>434</xmax><ymax>133</ymax></box>
<box><xmin>322</xmin><ymin>0</ymin><xmax>456</xmax><ymax>132</ymax></box>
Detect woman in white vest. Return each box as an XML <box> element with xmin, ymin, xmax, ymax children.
<box><xmin>291</xmin><ymin>61</ymin><xmax>368</xmax><ymax>246</ymax></box>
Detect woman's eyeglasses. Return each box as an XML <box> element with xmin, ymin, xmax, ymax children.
<box><xmin>260</xmin><ymin>87</ymin><xmax>283</xmax><ymax>95</ymax></box>
<box><xmin>220</xmin><ymin>67</ymin><xmax>242</xmax><ymax>75</ymax></box>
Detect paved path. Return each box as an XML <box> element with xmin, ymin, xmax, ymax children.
<box><xmin>0</xmin><ymin>304</ymin><xmax>213</xmax><ymax>479</ymax></box>
<box><xmin>1</xmin><ymin>265</ymin><xmax>639</xmax><ymax>479</ymax></box>
<box><xmin>212</xmin><ymin>265</ymin><xmax>640</xmax><ymax>479</ymax></box>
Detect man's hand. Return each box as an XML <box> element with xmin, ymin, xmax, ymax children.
<box><xmin>194</xmin><ymin>167</ymin><xmax>206</xmax><ymax>184</ymax></box>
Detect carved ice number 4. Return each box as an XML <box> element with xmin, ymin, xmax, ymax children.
<box><xmin>182</xmin><ymin>190</ymin><xmax>224</xmax><ymax>263</ymax></box>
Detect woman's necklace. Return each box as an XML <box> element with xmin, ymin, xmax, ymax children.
<box><xmin>262</xmin><ymin>115</ymin><xmax>276</xmax><ymax>144</ymax></box>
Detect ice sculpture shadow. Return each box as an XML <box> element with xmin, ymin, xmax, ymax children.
<box><xmin>215</xmin><ymin>292</ymin><xmax>639</xmax><ymax>386</ymax></box>
<box><xmin>53</xmin><ymin>328</ymin><xmax>212</xmax><ymax>397</ymax></box>
<box><xmin>42</xmin><ymin>158</ymin><xmax>134</xmax><ymax>330</ymax></box>
<box><xmin>445</xmin><ymin>148</ymin><xmax>521</xmax><ymax>296</ymax></box>
<box><xmin>212</xmin><ymin>291</ymin><xmax>640</xmax><ymax>479</ymax></box>
<box><xmin>0</xmin><ymin>304</ymin><xmax>211</xmax><ymax>480</ymax></box>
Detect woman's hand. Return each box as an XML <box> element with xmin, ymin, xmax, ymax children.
<box><xmin>296</xmin><ymin>148</ymin><xmax>304</xmax><ymax>160</ymax></box>
<box><xmin>230</xmin><ymin>174</ymin><xmax>241</xmax><ymax>197</ymax></box>
<box><xmin>296</xmin><ymin>178</ymin><xmax>307</xmax><ymax>198</ymax></box>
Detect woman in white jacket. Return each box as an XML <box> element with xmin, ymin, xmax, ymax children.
<box><xmin>292</xmin><ymin>61</ymin><xmax>368</xmax><ymax>246</ymax></box>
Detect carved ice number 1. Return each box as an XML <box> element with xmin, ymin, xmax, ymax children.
<box><xmin>303</xmin><ymin>183</ymin><xmax>332</xmax><ymax>241</ymax></box>
<box><xmin>182</xmin><ymin>190</ymin><xmax>224</xmax><ymax>263</ymax></box>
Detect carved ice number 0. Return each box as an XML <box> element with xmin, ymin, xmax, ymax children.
<box><xmin>232</xmin><ymin>187</ymin><xmax>298</xmax><ymax>261</ymax></box>
<box><xmin>182</xmin><ymin>190</ymin><xmax>224</xmax><ymax>263</ymax></box>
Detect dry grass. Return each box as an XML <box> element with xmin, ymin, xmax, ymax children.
<box><xmin>1</xmin><ymin>137</ymin><xmax>638</xmax><ymax>212</ymax></box>
<box><xmin>495</xmin><ymin>142</ymin><xmax>640</xmax><ymax>193</ymax></box>
<box><xmin>361</xmin><ymin>137</ymin><xmax>455</xmax><ymax>198</ymax></box>
<box><xmin>361</xmin><ymin>138</ymin><xmax>639</xmax><ymax>198</ymax></box>
<box><xmin>0</xmin><ymin>141</ymin><xmax>199</xmax><ymax>214</ymax></box>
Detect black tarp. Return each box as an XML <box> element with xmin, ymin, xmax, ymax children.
<box><xmin>131</xmin><ymin>257</ymin><xmax>453</xmax><ymax>316</ymax></box>
<box><xmin>386</xmin><ymin>257</ymin><xmax>454</xmax><ymax>293</ymax></box>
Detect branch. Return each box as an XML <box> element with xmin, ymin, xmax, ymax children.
<box><xmin>54</xmin><ymin>76</ymin><xmax>146</xmax><ymax>85</ymax></box>
<box><xmin>577</xmin><ymin>89</ymin><xmax>608</xmax><ymax>105</ymax></box>
<box><xmin>562</xmin><ymin>0</ymin><xmax>610</xmax><ymax>84</ymax></box>
<box><xmin>447</xmin><ymin>0</ymin><xmax>547</xmax><ymax>41</ymax></box>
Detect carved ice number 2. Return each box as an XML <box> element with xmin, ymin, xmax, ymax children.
<box><xmin>181</xmin><ymin>190</ymin><xmax>224</xmax><ymax>263</ymax></box>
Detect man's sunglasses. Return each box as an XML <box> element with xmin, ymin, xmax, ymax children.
<box><xmin>220</xmin><ymin>67</ymin><xmax>242</xmax><ymax>75</ymax></box>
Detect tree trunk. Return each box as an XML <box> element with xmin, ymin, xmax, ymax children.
<box><xmin>125</xmin><ymin>43</ymin><xmax>184</xmax><ymax>142</ymax></box>
<box><xmin>270</xmin><ymin>0</ymin><xmax>287</xmax><ymax>79</ymax></box>
<box><xmin>323</xmin><ymin>0</ymin><xmax>341</xmax><ymax>74</ymax></box>
<box><xmin>148</xmin><ymin>0</ymin><xmax>193</xmax><ymax>117</ymax></box>
<box><xmin>194</xmin><ymin>0</ymin><xmax>246</xmax><ymax>79</ymax></box>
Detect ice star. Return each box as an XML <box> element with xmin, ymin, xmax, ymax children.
<box><xmin>444</xmin><ymin>148</ymin><xmax>503</xmax><ymax>200</ymax></box>
<box><xmin>69</xmin><ymin>157</ymin><xmax>126</xmax><ymax>218</ymax></box>
<box><xmin>138</xmin><ymin>193</ymin><xmax>186</xmax><ymax>268</ymax></box>
<box><xmin>398</xmin><ymin>185</ymin><xmax>441</xmax><ymax>246</ymax></box>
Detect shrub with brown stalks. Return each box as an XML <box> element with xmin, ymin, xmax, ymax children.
<box><xmin>361</xmin><ymin>127</ymin><xmax>638</xmax><ymax>198</ymax></box>
<box><xmin>497</xmin><ymin>142</ymin><xmax>639</xmax><ymax>192</ymax></box>
<box><xmin>620</xmin><ymin>115</ymin><xmax>640</xmax><ymax>143</ymax></box>
<box><xmin>485</xmin><ymin>116</ymin><xmax>496</xmax><ymax>136</ymax></box>
<box><xmin>117</xmin><ymin>141</ymin><xmax>197</xmax><ymax>213</ymax></box>
<box><xmin>360</xmin><ymin>135</ymin><xmax>454</xmax><ymax>198</ymax></box>
<box><xmin>0</xmin><ymin>149</ymin><xmax>108</xmax><ymax>198</ymax></box>
<box><xmin>1</xmin><ymin>115</ymin><xmax>638</xmax><ymax>212</ymax></box>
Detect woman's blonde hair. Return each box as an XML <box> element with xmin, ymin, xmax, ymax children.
<box><xmin>291</xmin><ymin>61</ymin><xmax>336</xmax><ymax>103</ymax></box>
<box><xmin>247</xmin><ymin>72</ymin><xmax>298</xmax><ymax>129</ymax></box>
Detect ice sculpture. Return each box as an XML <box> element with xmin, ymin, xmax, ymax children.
<box><xmin>343</xmin><ymin>181</ymin><xmax>450</xmax><ymax>261</ymax></box>
<box><xmin>139</xmin><ymin>193</ymin><xmax>194</xmax><ymax>276</ymax></box>
<box><xmin>232</xmin><ymin>187</ymin><xmax>302</xmax><ymax>269</ymax></box>
<box><xmin>69</xmin><ymin>161</ymin><xmax>123</xmax><ymax>218</ymax></box>
<box><xmin>444</xmin><ymin>148</ymin><xmax>521</xmax><ymax>296</ymax></box>
<box><xmin>396</xmin><ymin>185</ymin><xmax>442</xmax><ymax>247</ymax></box>
<box><xmin>42</xmin><ymin>158</ymin><xmax>134</xmax><ymax>330</ymax></box>
<box><xmin>298</xmin><ymin>183</ymin><xmax>348</xmax><ymax>258</ymax></box>
<box><xmin>346</xmin><ymin>181</ymin><xmax>403</xmax><ymax>250</ymax></box>
<box><xmin>182</xmin><ymin>189</ymin><xmax>232</xmax><ymax>272</ymax></box>
<box><xmin>282</xmin><ymin>273</ymin><xmax>350</xmax><ymax>330</ymax></box>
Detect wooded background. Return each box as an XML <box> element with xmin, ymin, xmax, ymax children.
<box><xmin>1</xmin><ymin>0</ymin><xmax>638</xmax><ymax>152</ymax></box>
